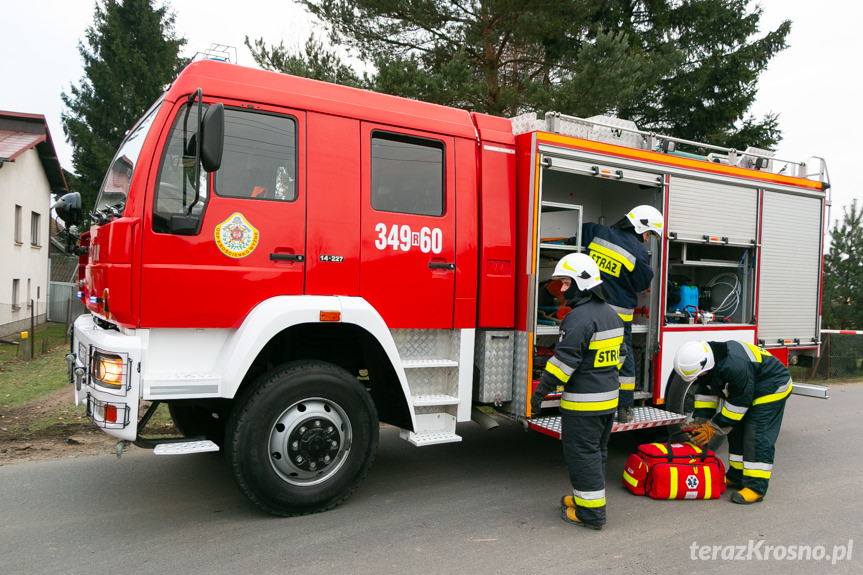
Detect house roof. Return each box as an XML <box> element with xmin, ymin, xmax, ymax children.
<box><xmin>0</xmin><ymin>111</ymin><xmax>68</xmax><ymax>194</ymax></box>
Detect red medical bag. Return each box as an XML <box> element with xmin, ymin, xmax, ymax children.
<box><xmin>622</xmin><ymin>442</ymin><xmax>726</xmax><ymax>500</ymax></box>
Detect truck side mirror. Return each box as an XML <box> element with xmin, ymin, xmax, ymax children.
<box><xmin>200</xmin><ymin>103</ymin><xmax>224</xmax><ymax>173</ymax></box>
<box><xmin>54</xmin><ymin>192</ymin><xmax>82</xmax><ymax>229</ymax></box>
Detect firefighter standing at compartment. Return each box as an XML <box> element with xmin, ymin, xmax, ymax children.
<box><xmin>673</xmin><ymin>340</ymin><xmax>793</xmax><ymax>504</ymax></box>
<box><xmin>530</xmin><ymin>253</ymin><xmax>624</xmax><ymax>530</ymax></box>
<box><xmin>570</xmin><ymin>205</ymin><xmax>663</xmax><ymax>423</ymax></box>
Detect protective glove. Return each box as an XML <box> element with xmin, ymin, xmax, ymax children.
<box><xmin>688</xmin><ymin>422</ymin><xmax>716</xmax><ymax>445</ymax></box>
<box><xmin>530</xmin><ymin>380</ymin><xmax>554</xmax><ymax>418</ymax></box>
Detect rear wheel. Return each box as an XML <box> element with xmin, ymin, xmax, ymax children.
<box><xmin>664</xmin><ymin>374</ymin><xmax>725</xmax><ymax>450</ymax></box>
<box><xmin>227</xmin><ymin>360</ymin><xmax>379</xmax><ymax>516</ymax></box>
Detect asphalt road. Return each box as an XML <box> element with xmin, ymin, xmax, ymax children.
<box><xmin>2</xmin><ymin>384</ymin><xmax>861</xmax><ymax>575</ymax></box>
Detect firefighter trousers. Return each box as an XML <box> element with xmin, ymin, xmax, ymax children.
<box><xmin>561</xmin><ymin>413</ymin><xmax>614</xmax><ymax>526</ymax></box>
<box><xmin>618</xmin><ymin>319</ymin><xmax>635</xmax><ymax>407</ymax></box>
<box><xmin>726</xmin><ymin>395</ymin><xmax>788</xmax><ymax>495</ymax></box>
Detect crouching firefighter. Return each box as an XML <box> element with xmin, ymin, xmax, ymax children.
<box><xmin>673</xmin><ymin>341</ymin><xmax>793</xmax><ymax>505</ymax></box>
<box><xmin>530</xmin><ymin>253</ymin><xmax>624</xmax><ymax>530</ymax></box>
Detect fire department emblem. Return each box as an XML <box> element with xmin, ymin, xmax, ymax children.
<box><xmin>685</xmin><ymin>475</ymin><xmax>700</xmax><ymax>489</ymax></box>
<box><xmin>215</xmin><ymin>213</ymin><xmax>259</xmax><ymax>258</ymax></box>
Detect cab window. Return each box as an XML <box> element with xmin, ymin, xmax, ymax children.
<box><xmin>215</xmin><ymin>109</ymin><xmax>296</xmax><ymax>201</ymax></box>
<box><xmin>371</xmin><ymin>132</ymin><xmax>444</xmax><ymax>217</ymax></box>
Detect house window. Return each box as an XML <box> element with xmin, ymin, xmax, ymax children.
<box><xmin>30</xmin><ymin>212</ymin><xmax>41</xmax><ymax>246</ymax></box>
<box><xmin>14</xmin><ymin>205</ymin><xmax>22</xmax><ymax>244</ymax></box>
<box><xmin>12</xmin><ymin>279</ymin><xmax>20</xmax><ymax>311</ymax></box>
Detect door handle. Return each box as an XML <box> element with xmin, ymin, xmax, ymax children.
<box><xmin>429</xmin><ymin>262</ymin><xmax>455</xmax><ymax>270</ymax></box>
<box><xmin>270</xmin><ymin>253</ymin><xmax>305</xmax><ymax>262</ymax></box>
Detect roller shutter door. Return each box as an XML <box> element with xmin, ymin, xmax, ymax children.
<box><xmin>758</xmin><ymin>192</ymin><xmax>823</xmax><ymax>345</ymax></box>
<box><xmin>667</xmin><ymin>177</ymin><xmax>758</xmax><ymax>244</ymax></box>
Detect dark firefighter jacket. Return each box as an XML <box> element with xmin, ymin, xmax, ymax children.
<box><xmin>581</xmin><ymin>222</ymin><xmax>653</xmax><ymax>314</ymax></box>
<box><xmin>692</xmin><ymin>341</ymin><xmax>793</xmax><ymax>429</ymax></box>
<box><xmin>541</xmin><ymin>290</ymin><xmax>624</xmax><ymax>416</ymax></box>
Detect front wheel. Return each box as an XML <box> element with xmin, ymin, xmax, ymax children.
<box><xmin>227</xmin><ymin>361</ymin><xmax>379</xmax><ymax>516</ymax></box>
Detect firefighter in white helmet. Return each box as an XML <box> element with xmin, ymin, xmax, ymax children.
<box><xmin>570</xmin><ymin>205</ymin><xmax>663</xmax><ymax>423</ymax></box>
<box><xmin>530</xmin><ymin>253</ymin><xmax>624</xmax><ymax>529</ymax></box>
<box><xmin>673</xmin><ymin>340</ymin><xmax>793</xmax><ymax>504</ymax></box>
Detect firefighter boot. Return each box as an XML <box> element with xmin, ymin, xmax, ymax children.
<box><xmin>560</xmin><ymin>506</ymin><xmax>603</xmax><ymax>530</ymax></box>
<box><xmin>731</xmin><ymin>488</ymin><xmax>764</xmax><ymax>505</ymax></box>
<box><xmin>561</xmin><ymin>495</ymin><xmax>576</xmax><ymax>509</ymax></box>
<box><xmin>616</xmin><ymin>406</ymin><xmax>634</xmax><ymax>423</ymax></box>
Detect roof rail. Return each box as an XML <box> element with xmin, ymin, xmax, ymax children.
<box><xmin>510</xmin><ymin>111</ymin><xmax>819</xmax><ymax>181</ymax></box>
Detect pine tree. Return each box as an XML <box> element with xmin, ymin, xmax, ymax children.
<box><xmin>61</xmin><ymin>0</ymin><xmax>187</xmax><ymax>222</ymax></box>
<box><xmin>250</xmin><ymin>0</ymin><xmax>788</xmax><ymax>149</ymax></box>
<box><xmin>822</xmin><ymin>200</ymin><xmax>863</xmax><ymax>329</ymax></box>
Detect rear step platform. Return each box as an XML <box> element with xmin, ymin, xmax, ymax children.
<box><xmin>528</xmin><ymin>406</ymin><xmax>686</xmax><ymax>439</ymax></box>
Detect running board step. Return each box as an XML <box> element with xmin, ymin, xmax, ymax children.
<box><xmin>152</xmin><ymin>440</ymin><xmax>220</xmax><ymax>455</ymax></box>
<box><xmin>528</xmin><ymin>406</ymin><xmax>686</xmax><ymax>439</ymax></box>
<box><xmin>400</xmin><ymin>429</ymin><xmax>463</xmax><ymax>446</ymax></box>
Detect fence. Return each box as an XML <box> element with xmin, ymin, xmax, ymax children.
<box><xmin>805</xmin><ymin>330</ymin><xmax>863</xmax><ymax>381</ymax></box>
<box><xmin>47</xmin><ymin>281</ymin><xmax>86</xmax><ymax>324</ymax></box>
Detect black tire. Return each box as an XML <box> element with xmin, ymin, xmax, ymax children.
<box><xmin>664</xmin><ymin>373</ymin><xmax>726</xmax><ymax>450</ymax></box>
<box><xmin>168</xmin><ymin>401</ymin><xmax>228</xmax><ymax>446</ymax></box>
<box><xmin>227</xmin><ymin>360</ymin><xmax>379</xmax><ymax>516</ymax></box>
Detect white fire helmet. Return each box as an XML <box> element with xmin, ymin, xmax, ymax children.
<box><xmin>674</xmin><ymin>341</ymin><xmax>715</xmax><ymax>382</ymax></box>
<box><xmin>626</xmin><ymin>205</ymin><xmax>664</xmax><ymax>237</ymax></box>
<box><xmin>552</xmin><ymin>253</ymin><xmax>603</xmax><ymax>292</ymax></box>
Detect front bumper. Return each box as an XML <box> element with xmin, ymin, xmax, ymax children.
<box><xmin>69</xmin><ymin>314</ymin><xmax>145</xmax><ymax>441</ymax></box>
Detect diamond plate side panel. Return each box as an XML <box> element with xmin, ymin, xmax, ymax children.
<box><xmin>407</xmin><ymin>367</ymin><xmax>457</xmax><ymax>397</ymax></box>
<box><xmin>474</xmin><ymin>330</ymin><xmax>514</xmax><ymax>403</ymax></box>
<box><xmin>501</xmin><ymin>331</ymin><xmax>531</xmax><ymax>416</ymax></box>
<box><xmin>391</xmin><ymin>329</ymin><xmax>459</xmax><ymax>361</ymax></box>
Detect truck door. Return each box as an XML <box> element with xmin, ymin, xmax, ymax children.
<box><xmin>141</xmin><ymin>101</ymin><xmax>305</xmax><ymax>327</ymax></box>
<box><xmin>359</xmin><ymin>124</ymin><xmax>456</xmax><ymax>329</ymax></box>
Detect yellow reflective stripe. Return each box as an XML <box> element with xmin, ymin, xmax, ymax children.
<box><xmin>545</xmin><ymin>362</ymin><xmax>570</xmax><ymax>383</ymax></box>
<box><xmin>704</xmin><ymin>467</ymin><xmax>712</xmax><ymax>499</ymax></box>
<box><xmin>622</xmin><ymin>470</ymin><xmax>638</xmax><ymax>487</ymax></box>
<box><xmin>575</xmin><ymin>496</ymin><xmax>606</xmax><ymax>508</ymax></box>
<box><xmin>654</xmin><ymin>443</ymin><xmax>668</xmax><ymax>454</ymax></box>
<box><xmin>619</xmin><ymin>382</ymin><xmax>636</xmax><ymax>391</ymax></box>
<box><xmin>741</xmin><ymin>342</ymin><xmax>772</xmax><ymax>363</ymax></box>
<box><xmin>589</xmin><ymin>336</ymin><xmax>624</xmax><ymax>350</ymax></box>
<box><xmin>743</xmin><ymin>468</ymin><xmax>772</xmax><ymax>479</ymax></box>
<box><xmin>669</xmin><ymin>467</ymin><xmax>678</xmax><ymax>499</ymax></box>
<box><xmin>588</xmin><ymin>242</ymin><xmax>636</xmax><ymax>272</ymax></box>
<box><xmin>560</xmin><ymin>397</ymin><xmax>619</xmax><ymax>412</ymax></box>
<box><xmin>694</xmin><ymin>401</ymin><xmax>718</xmax><ymax>409</ymax></box>
<box><xmin>617</xmin><ymin>312</ymin><xmax>633</xmax><ymax>322</ymax></box>
<box><xmin>721</xmin><ymin>404</ymin><xmax>746</xmax><ymax>421</ymax></box>
<box><xmin>729</xmin><ymin>461</ymin><xmax>743</xmax><ymax>470</ymax></box>
<box><xmin>753</xmin><ymin>381</ymin><xmax>793</xmax><ymax>405</ymax></box>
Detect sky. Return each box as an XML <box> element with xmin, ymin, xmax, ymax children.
<box><xmin>1</xmin><ymin>0</ymin><xmax>860</xmax><ymax>226</ymax></box>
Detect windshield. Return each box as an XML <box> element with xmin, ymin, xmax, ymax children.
<box><xmin>93</xmin><ymin>98</ymin><xmax>164</xmax><ymax>218</ymax></box>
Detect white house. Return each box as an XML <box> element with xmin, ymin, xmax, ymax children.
<box><xmin>0</xmin><ymin>111</ymin><xmax>68</xmax><ymax>337</ymax></box>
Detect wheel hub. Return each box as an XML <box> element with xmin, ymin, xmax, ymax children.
<box><xmin>268</xmin><ymin>398</ymin><xmax>352</xmax><ymax>486</ymax></box>
<box><xmin>288</xmin><ymin>418</ymin><xmax>341</xmax><ymax>472</ymax></box>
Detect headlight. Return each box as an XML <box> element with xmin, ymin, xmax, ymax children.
<box><xmin>92</xmin><ymin>351</ymin><xmax>125</xmax><ymax>390</ymax></box>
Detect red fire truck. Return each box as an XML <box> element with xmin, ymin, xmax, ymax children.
<box><xmin>56</xmin><ymin>59</ymin><xmax>830</xmax><ymax>516</ymax></box>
